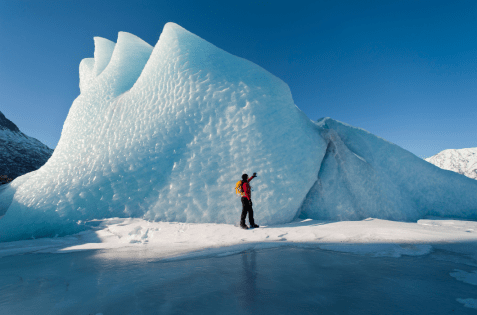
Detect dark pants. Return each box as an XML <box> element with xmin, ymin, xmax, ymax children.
<box><xmin>241</xmin><ymin>197</ymin><xmax>255</xmax><ymax>226</ymax></box>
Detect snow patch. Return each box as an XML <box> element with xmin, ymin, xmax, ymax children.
<box><xmin>450</xmin><ymin>269</ymin><xmax>477</xmax><ymax>286</ymax></box>
<box><xmin>456</xmin><ymin>298</ymin><xmax>477</xmax><ymax>309</ymax></box>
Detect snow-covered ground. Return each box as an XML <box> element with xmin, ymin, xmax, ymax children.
<box><xmin>2</xmin><ymin>218</ymin><xmax>477</xmax><ymax>314</ymax></box>
<box><xmin>2</xmin><ymin>217</ymin><xmax>477</xmax><ymax>260</ymax></box>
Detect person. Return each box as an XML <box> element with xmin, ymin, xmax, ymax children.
<box><xmin>239</xmin><ymin>172</ymin><xmax>259</xmax><ymax>229</ymax></box>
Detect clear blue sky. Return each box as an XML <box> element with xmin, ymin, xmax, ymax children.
<box><xmin>0</xmin><ymin>0</ymin><xmax>475</xmax><ymax>158</ymax></box>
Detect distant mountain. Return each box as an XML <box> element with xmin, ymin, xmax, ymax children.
<box><xmin>426</xmin><ymin>148</ymin><xmax>477</xmax><ymax>180</ymax></box>
<box><xmin>0</xmin><ymin>111</ymin><xmax>54</xmax><ymax>180</ymax></box>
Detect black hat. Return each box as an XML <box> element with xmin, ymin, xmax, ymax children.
<box><xmin>242</xmin><ymin>174</ymin><xmax>248</xmax><ymax>181</ymax></box>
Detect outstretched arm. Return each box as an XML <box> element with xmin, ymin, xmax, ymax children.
<box><xmin>248</xmin><ymin>172</ymin><xmax>257</xmax><ymax>182</ymax></box>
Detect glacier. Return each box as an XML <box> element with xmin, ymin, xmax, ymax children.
<box><xmin>0</xmin><ymin>22</ymin><xmax>476</xmax><ymax>242</ymax></box>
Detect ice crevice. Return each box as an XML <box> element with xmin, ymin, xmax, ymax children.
<box><xmin>1</xmin><ymin>23</ymin><xmax>477</xmax><ymax>242</ymax></box>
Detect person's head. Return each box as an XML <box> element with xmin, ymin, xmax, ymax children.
<box><xmin>242</xmin><ymin>174</ymin><xmax>248</xmax><ymax>181</ymax></box>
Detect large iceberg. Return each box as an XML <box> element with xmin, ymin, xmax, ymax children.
<box><xmin>0</xmin><ymin>23</ymin><xmax>324</xmax><ymax>241</ymax></box>
<box><xmin>0</xmin><ymin>23</ymin><xmax>476</xmax><ymax>242</ymax></box>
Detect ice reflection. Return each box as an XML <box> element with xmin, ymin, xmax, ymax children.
<box><xmin>236</xmin><ymin>250</ymin><xmax>257</xmax><ymax>311</ymax></box>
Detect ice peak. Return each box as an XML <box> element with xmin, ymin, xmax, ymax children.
<box><xmin>92</xmin><ymin>37</ymin><xmax>115</xmax><ymax>77</ymax></box>
<box><xmin>159</xmin><ymin>22</ymin><xmax>199</xmax><ymax>43</ymax></box>
<box><xmin>79</xmin><ymin>37</ymin><xmax>115</xmax><ymax>93</ymax></box>
<box><xmin>163</xmin><ymin>22</ymin><xmax>187</xmax><ymax>34</ymax></box>
<box><xmin>116</xmin><ymin>31</ymin><xmax>152</xmax><ymax>49</ymax></box>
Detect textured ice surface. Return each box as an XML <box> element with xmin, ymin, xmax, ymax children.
<box><xmin>1</xmin><ymin>23</ymin><xmax>477</xmax><ymax>242</ymax></box>
<box><xmin>0</xmin><ymin>23</ymin><xmax>324</xmax><ymax>241</ymax></box>
<box><xmin>299</xmin><ymin>118</ymin><xmax>477</xmax><ymax>221</ymax></box>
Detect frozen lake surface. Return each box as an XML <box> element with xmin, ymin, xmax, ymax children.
<box><xmin>1</xmin><ymin>245</ymin><xmax>477</xmax><ymax>315</ymax></box>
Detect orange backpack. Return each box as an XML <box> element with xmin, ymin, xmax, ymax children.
<box><xmin>235</xmin><ymin>180</ymin><xmax>245</xmax><ymax>197</ymax></box>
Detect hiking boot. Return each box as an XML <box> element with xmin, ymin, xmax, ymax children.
<box><xmin>250</xmin><ymin>224</ymin><xmax>259</xmax><ymax>228</ymax></box>
<box><xmin>240</xmin><ymin>224</ymin><xmax>249</xmax><ymax>230</ymax></box>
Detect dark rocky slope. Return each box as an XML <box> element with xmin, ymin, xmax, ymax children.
<box><xmin>0</xmin><ymin>111</ymin><xmax>53</xmax><ymax>180</ymax></box>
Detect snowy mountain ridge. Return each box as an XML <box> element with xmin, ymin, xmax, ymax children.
<box><xmin>426</xmin><ymin>148</ymin><xmax>477</xmax><ymax>180</ymax></box>
<box><xmin>0</xmin><ymin>22</ymin><xmax>476</xmax><ymax>242</ymax></box>
<box><xmin>0</xmin><ymin>111</ymin><xmax>53</xmax><ymax>180</ymax></box>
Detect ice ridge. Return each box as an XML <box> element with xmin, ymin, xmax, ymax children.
<box><xmin>299</xmin><ymin>118</ymin><xmax>477</xmax><ymax>221</ymax></box>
